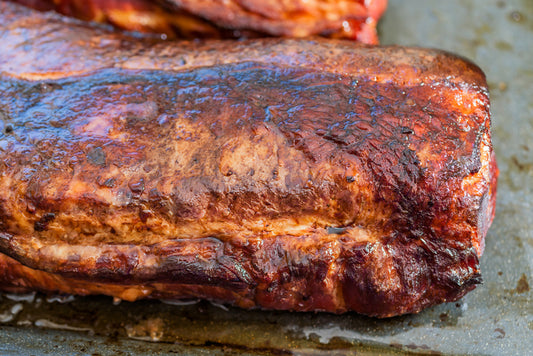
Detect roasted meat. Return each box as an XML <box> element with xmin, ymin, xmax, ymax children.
<box><xmin>8</xmin><ymin>0</ymin><xmax>387</xmax><ymax>43</ymax></box>
<box><xmin>9</xmin><ymin>0</ymin><xmax>236</xmax><ymax>39</ymax></box>
<box><xmin>0</xmin><ymin>2</ymin><xmax>497</xmax><ymax>317</ymax></box>
<box><xmin>163</xmin><ymin>0</ymin><xmax>387</xmax><ymax>42</ymax></box>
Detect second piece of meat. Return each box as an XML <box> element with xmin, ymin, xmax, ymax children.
<box><xmin>8</xmin><ymin>0</ymin><xmax>387</xmax><ymax>43</ymax></box>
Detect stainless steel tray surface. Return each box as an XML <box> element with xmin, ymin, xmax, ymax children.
<box><xmin>1</xmin><ymin>0</ymin><xmax>532</xmax><ymax>355</ymax></box>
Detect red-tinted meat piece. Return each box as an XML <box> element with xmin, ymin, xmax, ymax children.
<box><xmin>8</xmin><ymin>0</ymin><xmax>387</xmax><ymax>43</ymax></box>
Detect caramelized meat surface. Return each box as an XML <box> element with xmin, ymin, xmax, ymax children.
<box><xmin>0</xmin><ymin>2</ymin><xmax>497</xmax><ymax>317</ymax></box>
<box><xmin>8</xmin><ymin>0</ymin><xmax>387</xmax><ymax>43</ymax></box>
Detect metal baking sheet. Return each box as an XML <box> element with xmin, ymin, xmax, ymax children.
<box><xmin>1</xmin><ymin>0</ymin><xmax>532</xmax><ymax>354</ymax></box>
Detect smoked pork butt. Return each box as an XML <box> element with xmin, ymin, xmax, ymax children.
<box><xmin>8</xmin><ymin>0</ymin><xmax>387</xmax><ymax>43</ymax></box>
<box><xmin>0</xmin><ymin>2</ymin><xmax>497</xmax><ymax>317</ymax></box>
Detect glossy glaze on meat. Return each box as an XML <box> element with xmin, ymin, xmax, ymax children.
<box><xmin>0</xmin><ymin>2</ymin><xmax>497</xmax><ymax>317</ymax></box>
<box><xmin>8</xmin><ymin>0</ymin><xmax>387</xmax><ymax>43</ymax></box>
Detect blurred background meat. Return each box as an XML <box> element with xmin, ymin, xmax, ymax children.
<box><xmin>8</xmin><ymin>0</ymin><xmax>387</xmax><ymax>42</ymax></box>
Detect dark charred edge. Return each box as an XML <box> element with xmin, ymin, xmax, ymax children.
<box><xmin>341</xmin><ymin>237</ymin><xmax>482</xmax><ymax>318</ymax></box>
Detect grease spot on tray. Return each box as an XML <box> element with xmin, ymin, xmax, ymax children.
<box><xmin>495</xmin><ymin>41</ymin><xmax>513</xmax><ymax>51</ymax></box>
<box><xmin>513</xmin><ymin>274</ymin><xmax>530</xmax><ymax>294</ymax></box>
<box><xmin>494</xmin><ymin>328</ymin><xmax>505</xmax><ymax>339</ymax></box>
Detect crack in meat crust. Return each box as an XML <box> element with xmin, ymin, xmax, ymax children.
<box><xmin>0</xmin><ymin>2</ymin><xmax>497</xmax><ymax>317</ymax></box>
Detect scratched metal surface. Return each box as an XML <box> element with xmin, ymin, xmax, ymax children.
<box><xmin>0</xmin><ymin>0</ymin><xmax>532</xmax><ymax>355</ymax></box>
